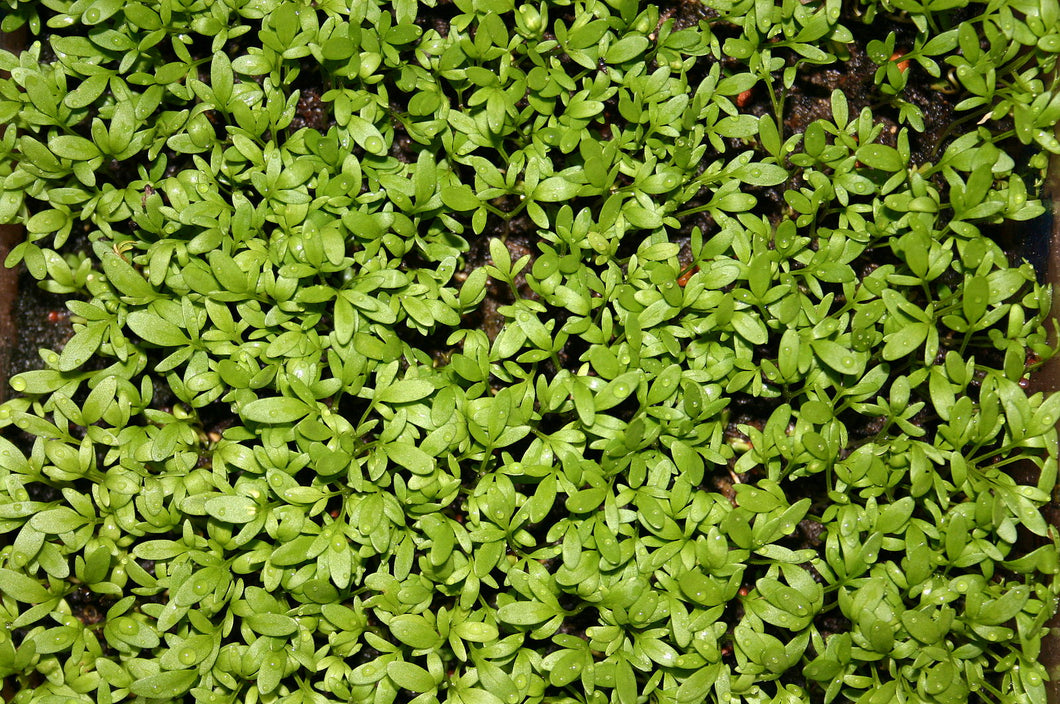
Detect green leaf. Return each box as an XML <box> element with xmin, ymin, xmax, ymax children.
<box><xmin>566</xmin><ymin>486</ymin><xmax>607</xmax><ymax>513</ymax></box>
<box><xmin>882</xmin><ymin>322</ymin><xmax>928</xmax><ymax>360</ymax></box>
<box><xmin>386</xmin><ymin>661</ymin><xmax>436</xmax><ymax>692</ymax></box>
<box><xmin>245</xmin><ymin>613</ymin><xmax>298</xmax><ymax>636</ymax></box>
<box><xmin>497</xmin><ymin>601</ymin><xmax>556</xmax><ymax>625</ymax></box>
<box><xmin>211</xmin><ymin>51</ymin><xmax>234</xmax><ymax>104</ymax></box>
<box><xmin>0</xmin><ymin>568</ymin><xmax>53</xmax><ymax>602</ymax></box>
<box><xmin>457</xmin><ymin>688</ymin><xmax>504</xmax><ymax>704</ymax></box>
<box><xmin>606</xmin><ymin>35</ymin><xmax>650</xmax><ymax>63</ymax></box>
<box><xmin>962</xmin><ymin>275</ymin><xmax>989</xmax><ymax>324</ymax></box>
<box><xmin>129</xmin><ymin>670</ymin><xmax>197</xmax><ymax>698</ymax></box>
<box><xmin>64</xmin><ymin>74</ymin><xmax>109</xmax><ymax>109</ymax></box>
<box><xmin>242</xmin><ymin>397</ymin><xmax>312</xmax><ymax>423</ymax></box>
<box><xmin>389</xmin><ymin>614</ymin><xmax>441</xmax><ymax>649</ymax></box>
<box><xmin>0</xmin><ymin>437</ymin><xmax>27</xmax><ymax>472</ymax></box>
<box><xmin>127</xmin><ymin>310</ymin><xmax>187</xmax><ymax>346</ymax></box>
<box><xmin>58</xmin><ymin>322</ymin><xmax>107</xmax><ymax>372</ymax></box>
<box><xmin>49</xmin><ymin>135</ymin><xmax>101</xmax><ymax>160</ymax></box>
<box><xmin>30</xmin><ymin>508</ymin><xmax>88</xmax><ymax>534</ymax></box>
<box><xmin>453</xmin><ymin>621</ymin><xmax>499</xmax><ymax>642</ymax></box>
<box><xmin>811</xmin><ymin>339</ymin><xmax>865</xmax><ymax>376</ymax></box>
<box><xmin>734</xmin><ymin>163</ymin><xmax>789</xmax><ymax>186</ymax></box>
<box><xmin>347</xmin><ymin>116</ymin><xmax>386</xmax><ymax>155</ymax></box>
<box><xmin>489</xmin><ymin>238</ymin><xmax>511</xmax><ymax>275</ymax></box>
<box><xmin>385</xmin><ymin>443</ymin><xmax>435</xmax><ymax>474</ymax></box>
<box><xmin>857</xmin><ymin>144</ymin><xmax>903</xmax><ymax>172</ymax></box>
<box><xmin>377</xmin><ymin>379</ymin><xmax>434</xmax><ymax>404</ymax></box>
<box><xmin>624</xmin><ymin>205</ymin><xmax>662</xmax><ymax>229</ymax></box>
<box><xmin>732</xmin><ymin>311</ymin><xmax>768</xmax><ymax>345</ymax></box>
<box><xmin>232</xmin><ymin>54</ymin><xmax>272</xmax><ymax>75</ymax></box>
<box><xmin>678</xmin><ymin>665</ymin><xmax>721</xmax><ymax>704</ymax></box>
<box><xmin>441</xmin><ymin>185</ymin><xmax>480</xmax><ymax>211</ymax></box>
<box><xmin>205</xmin><ymin>496</ymin><xmax>260</xmax><ymax>523</ymax></box>
<box><xmin>534</xmin><ymin>176</ymin><xmax>580</xmax><ymax>202</ymax></box>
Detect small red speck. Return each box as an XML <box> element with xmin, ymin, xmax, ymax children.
<box><xmin>677</xmin><ymin>265</ymin><xmax>699</xmax><ymax>287</ymax></box>
<box><xmin>738</xmin><ymin>586</ymin><xmax>750</xmax><ymax>596</ymax></box>
<box><xmin>721</xmin><ymin>644</ymin><xmax>733</xmax><ymax>656</ymax></box>
<box><xmin>47</xmin><ymin>311</ymin><xmax>63</xmax><ymax>323</ymax></box>
<box><xmin>329</xmin><ymin>509</ymin><xmax>340</xmax><ymax>518</ymax></box>
<box><xmin>889</xmin><ymin>51</ymin><xmax>910</xmax><ymax>73</ymax></box>
<box><xmin>736</xmin><ymin>88</ymin><xmax>753</xmax><ymax>108</ymax></box>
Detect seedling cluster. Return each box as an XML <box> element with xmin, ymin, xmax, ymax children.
<box><xmin>0</xmin><ymin>0</ymin><xmax>1059</xmax><ymax>702</ymax></box>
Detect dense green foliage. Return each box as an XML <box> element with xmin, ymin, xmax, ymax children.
<box><xmin>1</xmin><ymin>0</ymin><xmax>1060</xmax><ymax>702</ymax></box>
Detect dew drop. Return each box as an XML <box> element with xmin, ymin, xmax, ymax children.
<box><xmin>365</xmin><ymin>136</ymin><xmax>384</xmax><ymax>153</ymax></box>
<box><xmin>179</xmin><ymin>647</ymin><xmax>197</xmax><ymax>665</ymax></box>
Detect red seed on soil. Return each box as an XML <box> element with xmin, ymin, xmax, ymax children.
<box><xmin>890</xmin><ymin>51</ymin><xmax>910</xmax><ymax>73</ymax></box>
<box><xmin>736</xmin><ymin>88</ymin><xmax>753</xmax><ymax>108</ymax></box>
<box><xmin>677</xmin><ymin>265</ymin><xmax>699</xmax><ymax>287</ymax></box>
